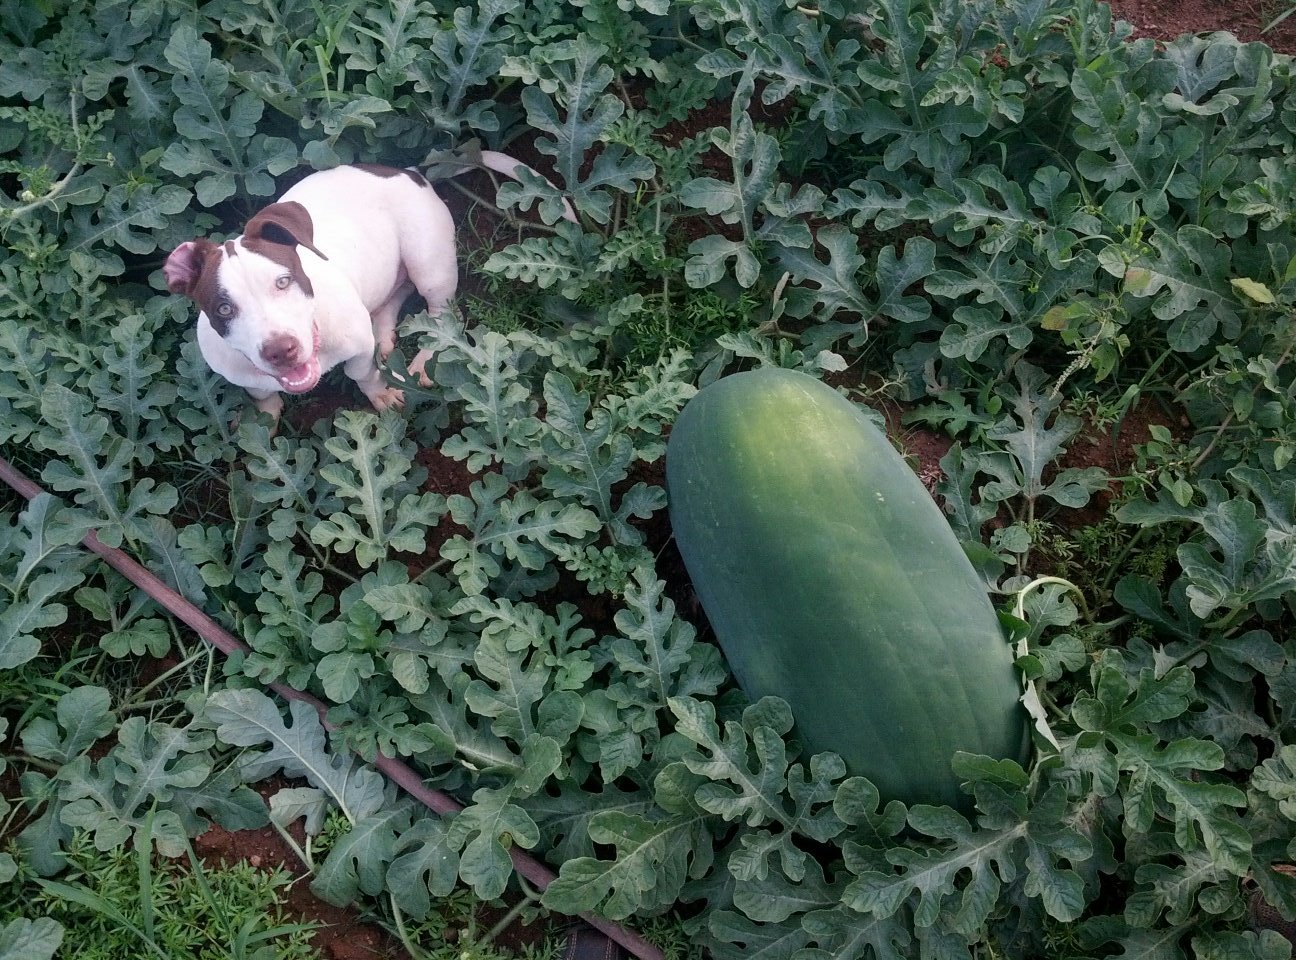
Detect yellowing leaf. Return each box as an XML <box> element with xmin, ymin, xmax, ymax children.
<box><xmin>1229</xmin><ymin>277</ymin><xmax>1276</xmax><ymax>304</ymax></box>
<box><xmin>1123</xmin><ymin>266</ymin><xmax>1154</xmax><ymax>294</ymax></box>
<box><xmin>1041</xmin><ymin>302</ymin><xmax>1091</xmax><ymax>331</ymax></box>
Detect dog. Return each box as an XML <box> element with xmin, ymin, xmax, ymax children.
<box><xmin>164</xmin><ymin>151</ymin><xmax>572</xmax><ymax>422</ymax></box>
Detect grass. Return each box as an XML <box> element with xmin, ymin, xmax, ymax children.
<box><xmin>1263</xmin><ymin>0</ymin><xmax>1296</xmax><ymax>33</ymax></box>
<box><xmin>13</xmin><ymin>832</ymin><xmax>320</xmax><ymax>960</ymax></box>
<box><xmin>392</xmin><ymin>886</ymin><xmax>565</xmax><ymax>960</ymax></box>
<box><xmin>3</xmin><ymin>821</ymin><xmax>610</xmax><ymax>960</ymax></box>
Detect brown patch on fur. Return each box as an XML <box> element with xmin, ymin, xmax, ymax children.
<box><xmin>165</xmin><ymin>238</ymin><xmax>220</xmax><ymax>298</ymax></box>
<box><xmin>190</xmin><ymin>243</ymin><xmax>233</xmax><ymax>337</ymax></box>
<box><xmin>241</xmin><ymin>236</ymin><xmax>316</xmax><ymax>298</ymax></box>
<box><xmin>164</xmin><ymin>239</ymin><xmax>234</xmax><ymax>336</ymax></box>
<box><xmin>245</xmin><ymin>202</ymin><xmax>326</xmax><ymax>258</ymax></box>
<box><xmin>353</xmin><ymin>163</ymin><xmax>429</xmax><ymax>188</ymax></box>
<box><xmin>243</xmin><ymin>201</ymin><xmax>324</xmax><ymax>297</ymax></box>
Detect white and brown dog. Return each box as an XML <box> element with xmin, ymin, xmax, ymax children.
<box><xmin>164</xmin><ymin>153</ymin><xmax>567</xmax><ymax>422</ymax></box>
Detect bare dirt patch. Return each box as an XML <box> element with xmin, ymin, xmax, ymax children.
<box><xmin>1107</xmin><ymin>0</ymin><xmax>1296</xmax><ymax>51</ymax></box>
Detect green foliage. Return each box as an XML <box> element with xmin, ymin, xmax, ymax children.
<box><xmin>310</xmin><ymin>409</ymin><xmax>446</xmax><ymax>567</ymax></box>
<box><xmin>0</xmin><ymin>917</ymin><xmax>63</xmax><ymax>960</ymax></box>
<box><xmin>3</xmin><ymin>1</ymin><xmax>1296</xmax><ymax>958</ymax></box>
<box><xmin>7</xmin><ymin>830</ymin><xmax>319</xmax><ymax>960</ymax></box>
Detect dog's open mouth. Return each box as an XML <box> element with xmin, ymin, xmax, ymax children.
<box><xmin>274</xmin><ymin>356</ymin><xmax>321</xmax><ymax>393</ymax></box>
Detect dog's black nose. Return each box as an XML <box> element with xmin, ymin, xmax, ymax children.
<box><xmin>260</xmin><ymin>335</ymin><xmax>301</xmax><ymax>369</ymax></box>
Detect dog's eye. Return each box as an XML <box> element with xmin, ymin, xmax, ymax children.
<box><xmin>275</xmin><ymin>275</ymin><xmax>292</xmax><ymax>290</ymax></box>
<box><xmin>215</xmin><ymin>301</ymin><xmax>235</xmax><ymax>318</ymax></box>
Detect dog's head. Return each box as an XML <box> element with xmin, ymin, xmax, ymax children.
<box><xmin>165</xmin><ymin>202</ymin><xmax>330</xmax><ymax>394</ymax></box>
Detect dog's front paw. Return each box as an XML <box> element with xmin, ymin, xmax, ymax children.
<box><xmin>240</xmin><ymin>391</ymin><xmax>283</xmax><ymax>433</ymax></box>
<box><xmin>368</xmin><ymin>386</ymin><xmax>406</xmax><ymax>411</ymax></box>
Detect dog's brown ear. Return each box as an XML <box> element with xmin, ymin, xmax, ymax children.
<box><xmin>244</xmin><ymin>201</ymin><xmax>329</xmax><ymax>261</ymax></box>
<box><xmin>164</xmin><ymin>239</ymin><xmax>218</xmax><ymax>297</ymax></box>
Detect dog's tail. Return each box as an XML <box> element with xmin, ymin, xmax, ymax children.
<box><xmin>477</xmin><ymin>150</ymin><xmax>579</xmax><ymax>224</ymax></box>
<box><xmin>422</xmin><ymin>144</ymin><xmax>578</xmax><ymax>224</ymax></box>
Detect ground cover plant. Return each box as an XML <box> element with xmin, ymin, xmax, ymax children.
<box><xmin>23</xmin><ymin>825</ymin><xmax>320</xmax><ymax>960</ymax></box>
<box><xmin>2</xmin><ymin>0</ymin><xmax>1296</xmax><ymax>957</ymax></box>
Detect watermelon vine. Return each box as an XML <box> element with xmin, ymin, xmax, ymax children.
<box><xmin>2</xmin><ymin>1</ymin><xmax>1295</xmax><ymax>958</ymax></box>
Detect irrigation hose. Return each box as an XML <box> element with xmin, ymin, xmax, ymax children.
<box><xmin>0</xmin><ymin>455</ymin><xmax>664</xmax><ymax>960</ymax></box>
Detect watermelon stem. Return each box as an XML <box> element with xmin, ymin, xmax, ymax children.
<box><xmin>1012</xmin><ymin>575</ymin><xmax>1093</xmax><ymax>624</ymax></box>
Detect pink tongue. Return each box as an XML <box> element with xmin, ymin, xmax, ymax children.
<box><xmin>276</xmin><ymin>356</ymin><xmax>321</xmax><ymax>393</ymax></box>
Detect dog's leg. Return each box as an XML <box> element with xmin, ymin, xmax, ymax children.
<box><xmin>345</xmin><ymin>352</ymin><xmax>405</xmax><ymax>411</ymax></box>
<box><xmin>402</xmin><ymin>257</ymin><xmax>458</xmax><ymax>389</ymax></box>
<box><xmin>245</xmin><ymin>387</ymin><xmax>284</xmax><ymax>430</ymax></box>
<box><xmin>372</xmin><ymin>288</ymin><xmax>409</xmax><ymax>362</ymax></box>
<box><xmin>369</xmin><ymin>287</ymin><xmax>436</xmax><ymax>393</ymax></box>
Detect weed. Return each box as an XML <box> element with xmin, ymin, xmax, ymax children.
<box><xmin>17</xmin><ymin>832</ymin><xmax>319</xmax><ymax>960</ymax></box>
<box><xmin>618</xmin><ymin>286</ymin><xmax>764</xmax><ymax>367</ymax></box>
<box><xmin>633</xmin><ymin>914</ymin><xmax>708</xmax><ymax>960</ymax></box>
<box><xmin>390</xmin><ymin>886</ymin><xmax>563</xmax><ymax>960</ymax></box>
<box><xmin>1262</xmin><ymin>0</ymin><xmax>1296</xmax><ymax>33</ymax></box>
<box><xmin>1037</xmin><ymin>512</ymin><xmax>1178</xmax><ymax>605</ymax></box>
<box><xmin>1129</xmin><ymin>424</ymin><xmax>1202</xmax><ymax>507</ymax></box>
